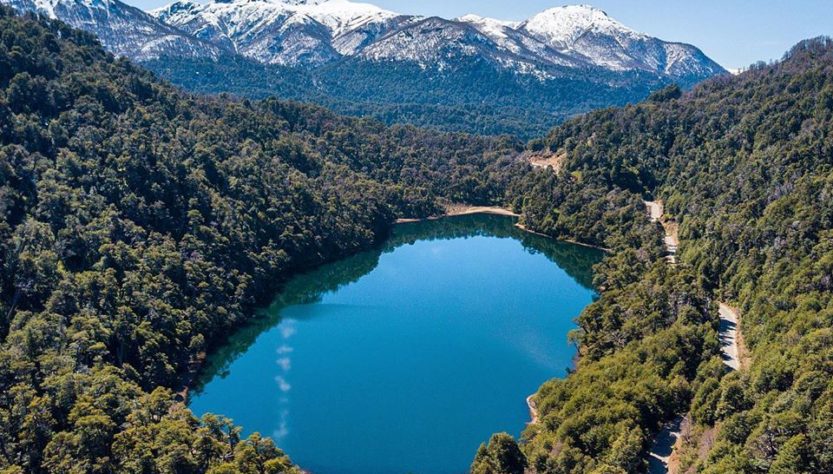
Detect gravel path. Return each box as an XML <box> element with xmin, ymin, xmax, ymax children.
<box><xmin>645</xmin><ymin>200</ymin><xmax>664</xmax><ymax>222</ymax></box>
<box><xmin>648</xmin><ymin>415</ymin><xmax>685</xmax><ymax>474</ymax></box>
<box><xmin>644</xmin><ymin>201</ymin><xmax>678</xmax><ymax>264</ymax></box>
<box><xmin>527</xmin><ymin>394</ymin><xmax>539</xmax><ymax>424</ymax></box>
<box><xmin>718</xmin><ymin>303</ymin><xmax>741</xmax><ymax>371</ymax></box>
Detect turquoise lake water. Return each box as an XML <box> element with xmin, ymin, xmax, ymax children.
<box><xmin>189</xmin><ymin>215</ymin><xmax>601</xmax><ymax>474</ymax></box>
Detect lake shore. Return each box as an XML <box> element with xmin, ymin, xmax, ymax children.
<box><xmin>188</xmin><ymin>215</ymin><xmax>599</xmax><ymax>472</ymax></box>
<box><xmin>514</xmin><ymin>223</ymin><xmax>612</xmax><ymax>253</ymax></box>
<box><xmin>527</xmin><ymin>394</ymin><xmax>540</xmax><ymax>424</ymax></box>
<box><xmin>395</xmin><ymin>205</ymin><xmax>519</xmax><ymax>224</ymax></box>
<box><xmin>397</xmin><ymin>206</ymin><xmax>612</xmax><ymax>253</ymax></box>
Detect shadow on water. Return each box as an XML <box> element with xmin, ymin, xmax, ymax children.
<box><xmin>191</xmin><ymin>214</ymin><xmax>602</xmax><ymax>394</ymax></box>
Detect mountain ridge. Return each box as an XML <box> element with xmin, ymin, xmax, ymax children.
<box><xmin>3</xmin><ymin>0</ymin><xmax>225</xmax><ymax>60</ymax></box>
<box><xmin>0</xmin><ymin>0</ymin><xmax>727</xmax><ymax>137</ymax></box>
<box><xmin>0</xmin><ymin>0</ymin><xmax>726</xmax><ymax>82</ymax></box>
<box><xmin>147</xmin><ymin>0</ymin><xmax>726</xmax><ymax>83</ymax></box>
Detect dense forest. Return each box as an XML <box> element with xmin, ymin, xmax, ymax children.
<box><xmin>3</xmin><ymin>5</ymin><xmax>833</xmax><ymax>474</ymax></box>
<box><xmin>473</xmin><ymin>38</ymin><xmax>833</xmax><ymax>473</ymax></box>
<box><xmin>0</xmin><ymin>7</ymin><xmax>523</xmax><ymax>472</ymax></box>
<box><xmin>142</xmin><ymin>54</ymin><xmax>669</xmax><ymax>140</ymax></box>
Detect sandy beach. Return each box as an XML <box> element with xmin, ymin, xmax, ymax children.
<box><xmin>527</xmin><ymin>394</ymin><xmax>540</xmax><ymax>424</ymax></box>
<box><xmin>395</xmin><ymin>205</ymin><xmax>520</xmax><ymax>224</ymax></box>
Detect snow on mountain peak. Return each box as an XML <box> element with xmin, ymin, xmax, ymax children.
<box><xmin>27</xmin><ymin>0</ymin><xmax>122</xmax><ymax>18</ymax></box>
<box><xmin>156</xmin><ymin>0</ymin><xmax>398</xmax><ymax>37</ymax></box>
<box><xmin>144</xmin><ymin>0</ymin><xmax>724</xmax><ymax>77</ymax></box>
<box><xmin>278</xmin><ymin>0</ymin><xmax>326</xmax><ymax>4</ymax></box>
<box><xmin>297</xmin><ymin>0</ymin><xmax>397</xmax><ymax>36</ymax></box>
<box><xmin>458</xmin><ymin>14</ymin><xmax>519</xmax><ymax>29</ymax></box>
<box><xmin>457</xmin><ymin>14</ymin><xmax>519</xmax><ymax>40</ymax></box>
<box><xmin>521</xmin><ymin>4</ymin><xmax>641</xmax><ymax>48</ymax></box>
<box><xmin>150</xmin><ymin>0</ymin><xmax>400</xmax><ymax>64</ymax></box>
<box><xmin>2</xmin><ymin>0</ymin><xmax>725</xmax><ymax>82</ymax></box>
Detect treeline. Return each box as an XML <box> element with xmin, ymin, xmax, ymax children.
<box><xmin>0</xmin><ymin>7</ymin><xmax>522</xmax><ymax>472</ymax></box>
<box><xmin>474</xmin><ymin>38</ymin><xmax>833</xmax><ymax>473</ymax></box>
<box><xmin>142</xmin><ymin>54</ymin><xmax>669</xmax><ymax>140</ymax></box>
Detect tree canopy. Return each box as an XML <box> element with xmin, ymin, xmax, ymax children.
<box><xmin>0</xmin><ymin>7</ymin><xmax>521</xmax><ymax>472</ymax></box>
<box><xmin>3</xmin><ymin>5</ymin><xmax>833</xmax><ymax>473</ymax></box>
<box><xmin>492</xmin><ymin>36</ymin><xmax>833</xmax><ymax>474</ymax></box>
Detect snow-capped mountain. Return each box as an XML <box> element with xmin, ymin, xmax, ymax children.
<box><xmin>519</xmin><ymin>5</ymin><xmax>721</xmax><ymax>79</ymax></box>
<box><xmin>150</xmin><ymin>0</ymin><xmax>404</xmax><ymax>66</ymax></box>
<box><xmin>1</xmin><ymin>0</ymin><xmax>725</xmax><ymax>83</ymax></box>
<box><xmin>0</xmin><ymin>0</ymin><xmax>727</xmax><ymax>137</ymax></box>
<box><xmin>351</xmin><ymin>14</ymin><xmax>585</xmax><ymax>76</ymax></box>
<box><xmin>147</xmin><ymin>1</ymin><xmax>724</xmax><ymax>82</ymax></box>
<box><xmin>2</xmin><ymin>0</ymin><xmax>224</xmax><ymax>60</ymax></box>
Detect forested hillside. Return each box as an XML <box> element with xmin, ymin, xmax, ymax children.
<box><xmin>142</xmin><ymin>54</ymin><xmax>669</xmax><ymax>140</ymax></box>
<box><xmin>0</xmin><ymin>8</ymin><xmax>522</xmax><ymax>472</ymax></box>
<box><xmin>4</xmin><ymin>5</ymin><xmax>833</xmax><ymax>474</ymax></box>
<box><xmin>473</xmin><ymin>38</ymin><xmax>833</xmax><ymax>473</ymax></box>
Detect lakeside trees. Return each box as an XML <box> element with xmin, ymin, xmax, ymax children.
<box><xmin>489</xmin><ymin>36</ymin><xmax>833</xmax><ymax>473</ymax></box>
<box><xmin>0</xmin><ymin>7</ymin><xmax>521</xmax><ymax>472</ymax></box>
<box><xmin>4</xmin><ymin>5</ymin><xmax>833</xmax><ymax>473</ymax></box>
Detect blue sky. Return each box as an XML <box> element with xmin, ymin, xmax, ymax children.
<box><xmin>129</xmin><ymin>0</ymin><xmax>833</xmax><ymax>70</ymax></box>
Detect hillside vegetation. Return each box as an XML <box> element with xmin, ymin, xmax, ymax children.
<box><xmin>3</xmin><ymin>6</ymin><xmax>833</xmax><ymax>474</ymax></box>
<box><xmin>0</xmin><ymin>8</ymin><xmax>521</xmax><ymax>472</ymax></box>
<box><xmin>473</xmin><ymin>38</ymin><xmax>833</xmax><ymax>474</ymax></box>
<box><xmin>143</xmin><ymin>54</ymin><xmax>669</xmax><ymax>141</ymax></box>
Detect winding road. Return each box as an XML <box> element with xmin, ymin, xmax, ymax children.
<box><xmin>718</xmin><ymin>303</ymin><xmax>742</xmax><ymax>371</ymax></box>
<box><xmin>648</xmin><ymin>416</ymin><xmax>685</xmax><ymax>474</ymax></box>
<box><xmin>644</xmin><ymin>201</ymin><xmax>678</xmax><ymax>264</ymax></box>
<box><xmin>527</xmin><ymin>201</ymin><xmax>746</xmax><ymax>469</ymax></box>
<box><xmin>644</xmin><ymin>201</ymin><xmax>744</xmax><ymax>473</ymax></box>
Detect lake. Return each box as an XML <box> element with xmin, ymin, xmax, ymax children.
<box><xmin>189</xmin><ymin>214</ymin><xmax>601</xmax><ymax>474</ymax></box>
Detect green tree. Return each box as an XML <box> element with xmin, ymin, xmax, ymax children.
<box><xmin>471</xmin><ymin>433</ymin><xmax>527</xmax><ymax>474</ymax></box>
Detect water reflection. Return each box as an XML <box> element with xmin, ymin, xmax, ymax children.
<box><xmin>192</xmin><ymin>214</ymin><xmax>601</xmax><ymax>393</ymax></box>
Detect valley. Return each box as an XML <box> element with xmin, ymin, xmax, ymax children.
<box><xmin>0</xmin><ymin>3</ymin><xmax>832</xmax><ymax>474</ymax></box>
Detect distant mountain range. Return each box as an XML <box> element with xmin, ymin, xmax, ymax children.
<box><xmin>3</xmin><ymin>0</ymin><xmax>223</xmax><ymax>59</ymax></box>
<box><xmin>148</xmin><ymin>0</ymin><xmax>723</xmax><ymax>84</ymax></box>
<box><xmin>2</xmin><ymin>0</ymin><xmax>728</xmax><ymax>137</ymax></box>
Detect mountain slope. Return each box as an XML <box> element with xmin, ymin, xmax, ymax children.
<box><xmin>472</xmin><ymin>36</ymin><xmax>833</xmax><ymax>474</ymax></box>
<box><xmin>2</xmin><ymin>0</ymin><xmax>224</xmax><ymax>60</ymax></box>
<box><xmin>519</xmin><ymin>5</ymin><xmax>723</xmax><ymax>85</ymax></box>
<box><xmin>145</xmin><ymin>2</ymin><xmax>726</xmax><ymax>138</ymax></box>
<box><xmin>143</xmin><ymin>52</ymin><xmax>670</xmax><ymax>139</ymax></box>
<box><xmin>1</xmin><ymin>0</ymin><xmax>726</xmax><ymax>137</ymax></box>
<box><xmin>150</xmin><ymin>1</ymin><xmax>724</xmax><ymax>85</ymax></box>
<box><xmin>150</xmin><ymin>0</ymin><xmax>403</xmax><ymax>66</ymax></box>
